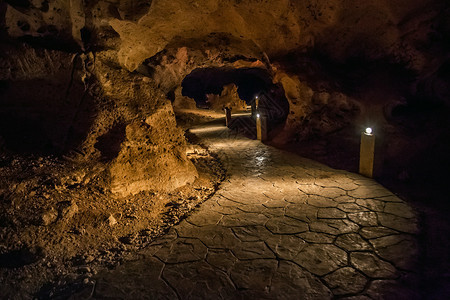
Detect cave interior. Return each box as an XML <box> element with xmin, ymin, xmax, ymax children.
<box><xmin>0</xmin><ymin>0</ymin><xmax>450</xmax><ymax>298</ymax></box>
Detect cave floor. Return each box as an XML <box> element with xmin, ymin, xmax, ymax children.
<box><xmin>80</xmin><ymin>119</ymin><xmax>422</xmax><ymax>299</ymax></box>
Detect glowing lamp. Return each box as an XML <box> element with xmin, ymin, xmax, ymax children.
<box><xmin>256</xmin><ymin>114</ymin><xmax>266</xmax><ymax>141</ymax></box>
<box><xmin>359</xmin><ymin>127</ymin><xmax>375</xmax><ymax>178</ymax></box>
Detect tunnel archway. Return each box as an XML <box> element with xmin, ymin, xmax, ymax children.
<box><xmin>180</xmin><ymin>67</ymin><xmax>290</xmax><ymax>134</ymax></box>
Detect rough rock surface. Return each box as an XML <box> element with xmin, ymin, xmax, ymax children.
<box><xmin>0</xmin><ymin>43</ymin><xmax>197</xmax><ymax>197</ymax></box>
<box><xmin>207</xmin><ymin>83</ymin><xmax>247</xmax><ymax>112</ymax></box>
<box><xmin>81</xmin><ymin>120</ymin><xmax>422</xmax><ymax>299</ymax></box>
<box><xmin>2</xmin><ymin>0</ymin><xmax>449</xmax><ymax>172</ymax></box>
<box><xmin>109</xmin><ymin>102</ymin><xmax>197</xmax><ymax>196</ymax></box>
<box><xmin>1</xmin><ymin>0</ymin><xmax>449</xmax><ymax>297</ymax></box>
<box><xmin>172</xmin><ymin>86</ymin><xmax>197</xmax><ymax>110</ymax></box>
<box><xmin>0</xmin><ymin>125</ymin><xmax>224</xmax><ymax>298</ymax></box>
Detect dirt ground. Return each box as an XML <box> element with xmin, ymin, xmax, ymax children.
<box><xmin>0</xmin><ymin>111</ymin><xmax>225</xmax><ymax>299</ymax></box>
<box><xmin>2</xmin><ymin>107</ymin><xmax>448</xmax><ymax>298</ymax></box>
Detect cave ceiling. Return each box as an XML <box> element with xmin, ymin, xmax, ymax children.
<box><xmin>1</xmin><ymin>0</ymin><xmax>449</xmax><ymax>155</ymax></box>
<box><xmin>3</xmin><ymin>0</ymin><xmax>448</xmax><ymax>72</ymax></box>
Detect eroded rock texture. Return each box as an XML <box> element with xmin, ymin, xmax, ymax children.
<box><xmin>1</xmin><ymin>0</ymin><xmax>450</xmax><ymax>192</ymax></box>
<box><xmin>0</xmin><ymin>26</ymin><xmax>198</xmax><ymax>197</ymax></box>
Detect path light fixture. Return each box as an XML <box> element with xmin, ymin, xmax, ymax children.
<box><xmin>224</xmin><ymin>107</ymin><xmax>232</xmax><ymax>127</ymax></box>
<box><xmin>256</xmin><ymin>113</ymin><xmax>267</xmax><ymax>142</ymax></box>
<box><xmin>251</xmin><ymin>95</ymin><xmax>259</xmax><ymax>118</ymax></box>
<box><xmin>359</xmin><ymin>127</ymin><xmax>375</xmax><ymax>178</ymax></box>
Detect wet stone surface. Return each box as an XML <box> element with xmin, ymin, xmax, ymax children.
<box><xmin>88</xmin><ymin>121</ymin><xmax>421</xmax><ymax>299</ymax></box>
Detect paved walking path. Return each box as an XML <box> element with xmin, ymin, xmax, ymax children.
<box><xmin>90</xmin><ymin>120</ymin><xmax>420</xmax><ymax>299</ymax></box>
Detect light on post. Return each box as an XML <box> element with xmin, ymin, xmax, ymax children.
<box><xmin>224</xmin><ymin>107</ymin><xmax>232</xmax><ymax>127</ymax></box>
<box><xmin>256</xmin><ymin>113</ymin><xmax>267</xmax><ymax>142</ymax></box>
<box><xmin>359</xmin><ymin>127</ymin><xmax>375</xmax><ymax>178</ymax></box>
<box><xmin>251</xmin><ymin>96</ymin><xmax>259</xmax><ymax>118</ymax></box>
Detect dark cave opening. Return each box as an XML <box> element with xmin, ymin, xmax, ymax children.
<box><xmin>181</xmin><ymin>67</ymin><xmax>290</xmax><ymax>133</ymax></box>
<box><xmin>181</xmin><ymin>67</ymin><xmax>272</xmax><ymax>106</ymax></box>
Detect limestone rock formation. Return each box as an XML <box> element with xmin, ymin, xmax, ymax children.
<box><xmin>172</xmin><ymin>86</ymin><xmax>197</xmax><ymax>110</ymax></box>
<box><xmin>1</xmin><ymin>0</ymin><xmax>449</xmax><ymax>194</ymax></box>
<box><xmin>1</xmin><ymin>0</ymin><xmax>450</xmax><ymax>298</ymax></box>
<box><xmin>109</xmin><ymin>102</ymin><xmax>197</xmax><ymax>196</ymax></box>
<box><xmin>0</xmin><ymin>33</ymin><xmax>198</xmax><ymax>198</ymax></box>
<box><xmin>207</xmin><ymin>84</ymin><xmax>247</xmax><ymax>113</ymax></box>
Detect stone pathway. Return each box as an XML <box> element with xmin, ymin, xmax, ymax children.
<box><xmin>89</xmin><ymin>120</ymin><xmax>421</xmax><ymax>299</ymax></box>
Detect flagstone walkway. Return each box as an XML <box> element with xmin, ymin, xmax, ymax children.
<box><xmin>89</xmin><ymin>120</ymin><xmax>420</xmax><ymax>299</ymax></box>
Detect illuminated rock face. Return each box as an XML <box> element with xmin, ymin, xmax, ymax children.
<box><xmin>0</xmin><ymin>40</ymin><xmax>197</xmax><ymax>197</ymax></box>
<box><xmin>206</xmin><ymin>84</ymin><xmax>247</xmax><ymax>113</ymax></box>
<box><xmin>1</xmin><ymin>0</ymin><xmax>449</xmax><ymax>193</ymax></box>
<box><xmin>109</xmin><ymin>102</ymin><xmax>198</xmax><ymax>196</ymax></box>
<box><xmin>4</xmin><ymin>1</ymin><xmax>447</xmax><ymax>85</ymax></box>
<box><xmin>4</xmin><ymin>0</ymin><xmax>447</xmax><ymax>72</ymax></box>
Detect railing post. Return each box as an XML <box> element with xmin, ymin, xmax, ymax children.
<box><xmin>251</xmin><ymin>96</ymin><xmax>259</xmax><ymax>118</ymax></box>
<box><xmin>359</xmin><ymin>128</ymin><xmax>375</xmax><ymax>178</ymax></box>
<box><xmin>256</xmin><ymin>114</ymin><xmax>267</xmax><ymax>142</ymax></box>
<box><xmin>224</xmin><ymin>107</ymin><xmax>232</xmax><ymax>127</ymax></box>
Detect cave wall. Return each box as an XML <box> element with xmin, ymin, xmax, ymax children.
<box><xmin>5</xmin><ymin>0</ymin><xmax>447</xmax><ymax>104</ymax></box>
<box><xmin>3</xmin><ymin>0</ymin><xmax>448</xmax><ymax>92</ymax></box>
<box><xmin>271</xmin><ymin>70</ymin><xmax>360</xmax><ymax>143</ymax></box>
<box><xmin>0</xmin><ymin>43</ymin><xmax>93</xmax><ymax>154</ymax></box>
<box><xmin>97</xmin><ymin>0</ymin><xmax>448</xmax><ymax>139</ymax></box>
<box><xmin>172</xmin><ymin>86</ymin><xmax>197</xmax><ymax>111</ymax></box>
<box><xmin>1</xmin><ymin>0</ymin><xmax>449</xmax><ymax>192</ymax></box>
<box><xmin>90</xmin><ymin>52</ymin><xmax>198</xmax><ymax>196</ymax></box>
<box><xmin>0</xmin><ymin>38</ymin><xmax>197</xmax><ymax>198</ymax></box>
